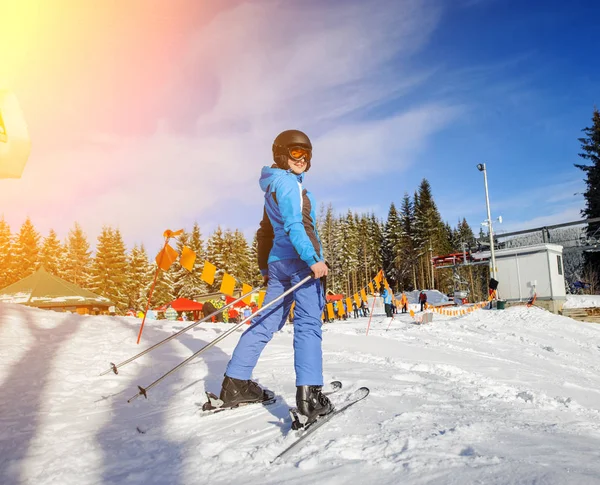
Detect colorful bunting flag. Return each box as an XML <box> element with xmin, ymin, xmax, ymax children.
<box><xmin>220</xmin><ymin>273</ymin><xmax>236</xmax><ymax>296</ymax></box>
<box><xmin>179</xmin><ymin>245</ymin><xmax>196</xmax><ymax>272</ymax></box>
<box><xmin>201</xmin><ymin>260</ymin><xmax>217</xmax><ymax>285</ymax></box>
<box><xmin>155</xmin><ymin>244</ymin><xmax>178</xmax><ymax>271</ymax></box>
<box><xmin>242</xmin><ymin>283</ymin><xmax>253</xmax><ymax>305</ymax></box>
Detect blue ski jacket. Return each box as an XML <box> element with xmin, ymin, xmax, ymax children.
<box><xmin>256</xmin><ymin>165</ymin><xmax>323</xmax><ymax>275</ymax></box>
<box><xmin>382</xmin><ymin>288</ymin><xmax>392</xmax><ymax>304</ymax></box>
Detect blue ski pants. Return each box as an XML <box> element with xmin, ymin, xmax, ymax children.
<box><xmin>225</xmin><ymin>258</ymin><xmax>325</xmax><ymax>386</ymax></box>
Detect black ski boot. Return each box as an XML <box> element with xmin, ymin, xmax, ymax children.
<box><xmin>219</xmin><ymin>375</ymin><xmax>270</xmax><ymax>408</ymax></box>
<box><xmin>296</xmin><ymin>385</ymin><xmax>334</xmax><ymax>423</ymax></box>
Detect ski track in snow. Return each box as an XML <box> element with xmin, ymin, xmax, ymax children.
<box><xmin>1</xmin><ymin>302</ymin><xmax>600</xmax><ymax>485</ymax></box>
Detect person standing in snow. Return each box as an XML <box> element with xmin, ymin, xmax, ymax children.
<box><xmin>361</xmin><ymin>299</ymin><xmax>369</xmax><ymax>317</ymax></box>
<box><xmin>218</xmin><ymin>129</ymin><xmax>333</xmax><ymax>422</ymax></box>
<box><xmin>400</xmin><ymin>292</ymin><xmax>408</xmax><ymax>313</ymax></box>
<box><xmin>352</xmin><ymin>300</ymin><xmax>359</xmax><ymax>319</ymax></box>
<box><xmin>419</xmin><ymin>291</ymin><xmax>428</xmax><ymax>312</ymax></box>
<box><xmin>382</xmin><ymin>287</ymin><xmax>393</xmax><ymax>318</ymax></box>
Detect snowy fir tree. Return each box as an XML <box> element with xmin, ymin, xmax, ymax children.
<box><xmin>249</xmin><ymin>234</ymin><xmax>263</xmax><ymax>287</ymax></box>
<box><xmin>205</xmin><ymin>226</ymin><xmax>226</xmax><ymax>291</ymax></box>
<box><xmin>0</xmin><ymin>216</ymin><xmax>14</xmax><ymax>288</ymax></box>
<box><xmin>62</xmin><ymin>222</ymin><xmax>92</xmax><ymax>289</ymax></box>
<box><xmin>0</xmin><ymin>216</ymin><xmax>16</xmax><ymax>289</ymax></box>
<box><xmin>39</xmin><ymin>229</ymin><xmax>63</xmax><ymax>276</ymax></box>
<box><xmin>318</xmin><ymin>203</ymin><xmax>339</xmax><ymax>291</ymax></box>
<box><xmin>172</xmin><ymin>231</ymin><xmax>201</xmax><ymax>300</ymax></box>
<box><xmin>188</xmin><ymin>223</ymin><xmax>209</xmax><ymax>294</ymax></box>
<box><xmin>232</xmin><ymin>229</ymin><xmax>254</xmax><ymax>284</ymax></box>
<box><xmin>575</xmin><ymin>108</ymin><xmax>600</xmax><ymax>272</ymax></box>
<box><xmin>12</xmin><ymin>217</ymin><xmax>41</xmax><ymax>282</ymax></box>
<box><xmin>151</xmin><ymin>265</ymin><xmax>175</xmax><ymax>306</ymax></box>
<box><xmin>90</xmin><ymin>226</ymin><xmax>129</xmax><ymax>310</ymax></box>
<box><xmin>397</xmin><ymin>193</ymin><xmax>417</xmax><ymax>291</ymax></box>
<box><xmin>382</xmin><ymin>203</ymin><xmax>402</xmax><ymax>290</ymax></box>
<box><xmin>126</xmin><ymin>244</ymin><xmax>153</xmax><ymax>311</ymax></box>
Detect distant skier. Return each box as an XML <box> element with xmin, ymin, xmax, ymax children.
<box><xmin>218</xmin><ymin>129</ymin><xmax>333</xmax><ymax>422</ymax></box>
<box><xmin>419</xmin><ymin>291</ymin><xmax>427</xmax><ymax>312</ymax></box>
<box><xmin>400</xmin><ymin>292</ymin><xmax>408</xmax><ymax>313</ymax></box>
<box><xmin>382</xmin><ymin>287</ymin><xmax>393</xmax><ymax>318</ymax></box>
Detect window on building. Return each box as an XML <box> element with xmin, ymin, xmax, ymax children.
<box><xmin>557</xmin><ymin>255</ymin><xmax>563</xmax><ymax>275</ymax></box>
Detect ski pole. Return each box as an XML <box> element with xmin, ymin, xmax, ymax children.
<box><xmin>126</xmin><ymin>274</ymin><xmax>313</xmax><ymax>403</ymax></box>
<box><xmin>100</xmin><ymin>286</ymin><xmax>263</xmax><ymax>376</ymax></box>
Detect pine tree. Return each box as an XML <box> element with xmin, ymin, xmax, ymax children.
<box><xmin>318</xmin><ymin>204</ymin><xmax>338</xmax><ymax>291</ymax></box>
<box><xmin>127</xmin><ymin>244</ymin><xmax>153</xmax><ymax>311</ymax></box>
<box><xmin>171</xmin><ymin>229</ymin><xmax>208</xmax><ymax>300</ymax></box>
<box><xmin>0</xmin><ymin>216</ymin><xmax>13</xmax><ymax>288</ymax></box>
<box><xmin>187</xmin><ymin>223</ymin><xmax>208</xmax><ymax>295</ymax></box>
<box><xmin>205</xmin><ymin>226</ymin><xmax>226</xmax><ymax>291</ymax></box>
<box><xmin>413</xmin><ymin>179</ymin><xmax>448</xmax><ymax>289</ymax></box>
<box><xmin>232</xmin><ymin>229</ymin><xmax>252</xmax><ymax>284</ymax></box>
<box><xmin>12</xmin><ymin>217</ymin><xmax>41</xmax><ymax>281</ymax></box>
<box><xmin>356</xmin><ymin>214</ymin><xmax>371</xmax><ymax>287</ymax></box>
<box><xmin>249</xmin><ymin>234</ymin><xmax>263</xmax><ymax>287</ymax></box>
<box><xmin>90</xmin><ymin>226</ymin><xmax>129</xmax><ymax>310</ymax></box>
<box><xmin>368</xmin><ymin>213</ymin><xmax>383</xmax><ymax>280</ymax></box>
<box><xmin>62</xmin><ymin>222</ymin><xmax>92</xmax><ymax>288</ymax></box>
<box><xmin>575</xmin><ymin>108</ymin><xmax>600</xmax><ymax>271</ymax></box>
<box><xmin>382</xmin><ymin>203</ymin><xmax>402</xmax><ymax>289</ymax></box>
<box><xmin>398</xmin><ymin>193</ymin><xmax>416</xmax><ymax>291</ymax></box>
<box><xmin>40</xmin><ymin>229</ymin><xmax>63</xmax><ymax>276</ymax></box>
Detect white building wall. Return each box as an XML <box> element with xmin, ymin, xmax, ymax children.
<box><xmin>492</xmin><ymin>244</ymin><xmax>565</xmax><ymax>302</ymax></box>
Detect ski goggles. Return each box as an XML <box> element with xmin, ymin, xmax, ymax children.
<box><xmin>288</xmin><ymin>146</ymin><xmax>312</xmax><ymax>161</ymax></box>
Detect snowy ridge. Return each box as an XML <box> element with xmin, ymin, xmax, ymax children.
<box><xmin>1</xmin><ymin>302</ymin><xmax>600</xmax><ymax>484</ymax></box>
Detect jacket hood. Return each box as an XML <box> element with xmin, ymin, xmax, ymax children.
<box><xmin>259</xmin><ymin>165</ymin><xmax>304</xmax><ymax>193</ymax></box>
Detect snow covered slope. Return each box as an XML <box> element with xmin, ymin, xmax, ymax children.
<box><xmin>1</xmin><ymin>302</ymin><xmax>600</xmax><ymax>485</ymax></box>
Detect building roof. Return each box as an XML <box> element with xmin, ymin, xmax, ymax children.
<box><xmin>155</xmin><ymin>297</ymin><xmax>204</xmax><ymax>312</ymax></box>
<box><xmin>0</xmin><ymin>266</ymin><xmax>113</xmax><ymax>308</ymax></box>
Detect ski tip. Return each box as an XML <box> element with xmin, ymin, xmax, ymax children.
<box><xmin>358</xmin><ymin>387</ymin><xmax>370</xmax><ymax>397</ymax></box>
<box><xmin>330</xmin><ymin>380</ymin><xmax>342</xmax><ymax>390</ymax></box>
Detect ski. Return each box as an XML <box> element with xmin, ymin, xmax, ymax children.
<box><xmin>200</xmin><ymin>380</ymin><xmax>343</xmax><ymax>416</ymax></box>
<box><xmin>271</xmin><ymin>386</ymin><xmax>370</xmax><ymax>463</ymax></box>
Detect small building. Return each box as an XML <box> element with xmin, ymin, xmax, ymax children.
<box><xmin>477</xmin><ymin>244</ymin><xmax>566</xmax><ymax>313</ymax></box>
<box><xmin>0</xmin><ymin>266</ymin><xmax>113</xmax><ymax>314</ymax></box>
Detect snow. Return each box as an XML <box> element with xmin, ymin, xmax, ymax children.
<box><xmin>564</xmin><ymin>295</ymin><xmax>600</xmax><ymax>308</ymax></box>
<box><xmin>2</xmin><ymin>302</ymin><xmax>600</xmax><ymax>484</ymax></box>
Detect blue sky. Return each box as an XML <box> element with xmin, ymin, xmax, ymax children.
<box><xmin>1</xmin><ymin>0</ymin><xmax>598</xmax><ymax>257</ymax></box>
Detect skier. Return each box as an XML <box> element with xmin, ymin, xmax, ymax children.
<box><xmin>381</xmin><ymin>287</ymin><xmax>393</xmax><ymax>318</ymax></box>
<box><xmin>400</xmin><ymin>292</ymin><xmax>408</xmax><ymax>313</ymax></box>
<box><xmin>419</xmin><ymin>290</ymin><xmax>428</xmax><ymax>312</ymax></box>
<box><xmin>218</xmin><ymin>129</ymin><xmax>333</xmax><ymax>422</ymax></box>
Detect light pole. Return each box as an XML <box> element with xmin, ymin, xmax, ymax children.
<box><xmin>477</xmin><ymin>163</ymin><xmax>497</xmax><ymax>280</ymax></box>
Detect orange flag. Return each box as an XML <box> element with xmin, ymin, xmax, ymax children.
<box><xmin>220</xmin><ymin>273</ymin><xmax>236</xmax><ymax>296</ymax></box>
<box><xmin>179</xmin><ymin>246</ymin><xmax>196</xmax><ymax>272</ymax></box>
<box><xmin>257</xmin><ymin>290</ymin><xmax>266</xmax><ymax>308</ymax></box>
<box><xmin>156</xmin><ymin>244</ymin><xmax>178</xmax><ymax>271</ymax></box>
<box><xmin>242</xmin><ymin>283</ymin><xmax>253</xmax><ymax>305</ymax></box>
<box><xmin>326</xmin><ymin>303</ymin><xmax>335</xmax><ymax>320</ymax></box>
<box><xmin>201</xmin><ymin>261</ymin><xmax>217</xmax><ymax>285</ymax></box>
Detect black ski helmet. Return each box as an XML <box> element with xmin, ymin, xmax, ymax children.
<box><xmin>272</xmin><ymin>129</ymin><xmax>313</xmax><ymax>171</ymax></box>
